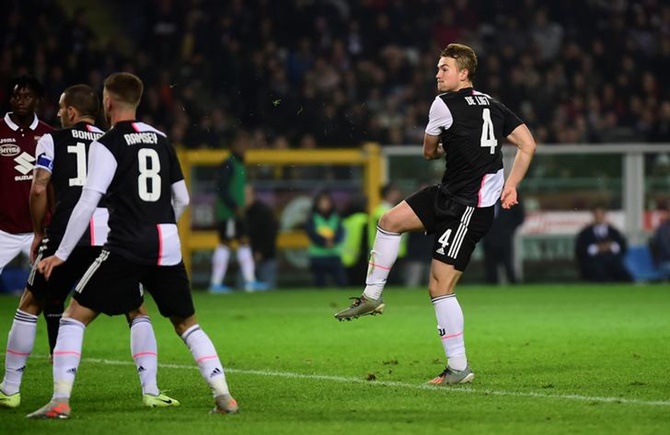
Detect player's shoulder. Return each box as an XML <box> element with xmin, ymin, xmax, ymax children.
<box><xmin>129</xmin><ymin>121</ymin><xmax>168</xmax><ymax>138</ymax></box>
<box><xmin>54</xmin><ymin>123</ymin><xmax>105</xmax><ymax>141</ymax></box>
<box><xmin>0</xmin><ymin>114</ymin><xmax>17</xmax><ymax>132</ymax></box>
<box><xmin>36</xmin><ymin>120</ymin><xmax>55</xmax><ymax>133</ymax></box>
<box><xmin>74</xmin><ymin>123</ymin><xmax>104</xmax><ymax>134</ymax></box>
<box><xmin>97</xmin><ymin>121</ymin><xmax>130</xmax><ymax>144</ymax></box>
<box><xmin>437</xmin><ymin>91</ymin><xmax>461</xmax><ymax>102</ymax></box>
<box><xmin>101</xmin><ymin>121</ymin><xmax>168</xmax><ymax>142</ymax></box>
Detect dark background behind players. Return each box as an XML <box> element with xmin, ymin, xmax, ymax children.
<box><xmin>2</xmin><ymin>0</ymin><xmax>670</xmax><ymax>149</ymax></box>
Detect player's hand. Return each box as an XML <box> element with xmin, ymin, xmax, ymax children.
<box><xmin>38</xmin><ymin>255</ymin><xmax>65</xmax><ymax>280</ymax></box>
<box><xmin>500</xmin><ymin>186</ymin><xmax>519</xmax><ymax>209</ymax></box>
<box><xmin>30</xmin><ymin>234</ymin><xmax>44</xmax><ymax>264</ymax></box>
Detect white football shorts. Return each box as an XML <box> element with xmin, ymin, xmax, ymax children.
<box><xmin>0</xmin><ymin>229</ymin><xmax>33</xmax><ymax>275</ymax></box>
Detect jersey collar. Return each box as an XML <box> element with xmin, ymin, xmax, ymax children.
<box><xmin>4</xmin><ymin>112</ymin><xmax>39</xmax><ymax>131</ymax></box>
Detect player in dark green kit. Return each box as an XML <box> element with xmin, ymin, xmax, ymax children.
<box><xmin>209</xmin><ymin>131</ymin><xmax>266</xmax><ymax>292</ymax></box>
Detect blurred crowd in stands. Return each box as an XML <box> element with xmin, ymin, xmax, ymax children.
<box><xmin>2</xmin><ymin>0</ymin><xmax>670</xmax><ymax>149</ymax></box>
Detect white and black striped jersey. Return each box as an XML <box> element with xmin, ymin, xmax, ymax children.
<box><xmin>425</xmin><ymin>87</ymin><xmax>523</xmax><ymax>207</ymax></box>
<box><xmin>34</xmin><ymin>122</ymin><xmax>109</xmax><ymax>246</ymax></box>
<box><xmin>85</xmin><ymin>121</ymin><xmax>184</xmax><ymax>266</ymax></box>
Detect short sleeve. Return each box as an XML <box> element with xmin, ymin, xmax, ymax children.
<box><xmin>500</xmin><ymin>103</ymin><xmax>524</xmax><ymax>137</ymax></box>
<box><xmin>425</xmin><ymin>96</ymin><xmax>454</xmax><ymax>136</ymax></box>
<box><xmin>35</xmin><ymin>134</ymin><xmax>55</xmax><ymax>173</ymax></box>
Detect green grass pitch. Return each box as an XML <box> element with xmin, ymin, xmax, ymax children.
<box><xmin>1</xmin><ymin>284</ymin><xmax>669</xmax><ymax>434</ymax></box>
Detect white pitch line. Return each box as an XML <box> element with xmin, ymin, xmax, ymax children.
<box><xmin>70</xmin><ymin>356</ymin><xmax>670</xmax><ymax>407</ymax></box>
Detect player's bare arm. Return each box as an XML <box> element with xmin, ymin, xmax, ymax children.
<box><xmin>501</xmin><ymin>124</ymin><xmax>536</xmax><ymax>209</ymax></box>
<box><xmin>29</xmin><ymin>167</ymin><xmax>52</xmax><ymax>262</ymax></box>
<box><xmin>423</xmin><ymin>133</ymin><xmax>444</xmax><ymax>160</ymax></box>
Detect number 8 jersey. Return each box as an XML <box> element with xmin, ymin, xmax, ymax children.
<box><xmin>86</xmin><ymin>121</ymin><xmax>184</xmax><ymax>265</ymax></box>
<box><xmin>425</xmin><ymin>87</ymin><xmax>523</xmax><ymax>208</ymax></box>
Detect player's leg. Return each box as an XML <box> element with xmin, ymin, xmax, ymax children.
<box><xmin>171</xmin><ymin>314</ymin><xmax>238</xmax><ymax>414</ymax></box>
<box><xmin>0</xmin><ymin>238</ymin><xmax>68</xmax><ymax>408</ymax></box>
<box><xmin>236</xmin><ymin>219</ymin><xmax>266</xmax><ymax>291</ymax></box>
<box><xmin>42</xmin><ymin>245</ymin><xmax>97</xmax><ymax>359</ymax></box>
<box><xmin>427</xmin><ymin>203</ymin><xmax>494</xmax><ymax>386</ymax></box>
<box><xmin>26</xmin><ymin>298</ymin><xmax>98</xmax><ymax>419</ymax></box>
<box><xmin>43</xmin><ymin>298</ymin><xmax>64</xmax><ymax>358</ymax></box>
<box><xmin>335</xmin><ymin>186</ymin><xmax>433</xmax><ymax>320</ymax></box>
<box><xmin>426</xmin><ymin>260</ymin><xmax>474</xmax><ymax>385</ymax></box>
<box><xmin>210</xmin><ymin>219</ymin><xmax>234</xmax><ymax>292</ymax></box>
<box><xmin>144</xmin><ymin>263</ymin><xmax>238</xmax><ymax>414</ymax></box>
<box><xmin>28</xmin><ymin>250</ymin><xmax>140</xmax><ymax>419</ymax></box>
<box><xmin>0</xmin><ymin>288</ymin><xmax>44</xmax><ymax>408</ymax></box>
<box><xmin>126</xmin><ymin>302</ymin><xmax>180</xmax><ymax>407</ymax></box>
<box><xmin>0</xmin><ymin>230</ymin><xmax>29</xmax><ymax>277</ymax></box>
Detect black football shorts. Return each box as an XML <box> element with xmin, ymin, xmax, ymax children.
<box><xmin>73</xmin><ymin>250</ymin><xmax>195</xmax><ymax>318</ymax></box>
<box><xmin>406</xmin><ymin>185</ymin><xmax>494</xmax><ymax>271</ymax></box>
<box><xmin>27</xmin><ymin>239</ymin><xmax>102</xmax><ymax>304</ymax></box>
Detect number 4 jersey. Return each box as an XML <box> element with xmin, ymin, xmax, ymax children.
<box><xmin>35</xmin><ymin>122</ymin><xmax>108</xmax><ymax>246</ymax></box>
<box><xmin>425</xmin><ymin>87</ymin><xmax>523</xmax><ymax>208</ymax></box>
<box><xmin>85</xmin><ymin>121</ymin><xmax>184</xmax><ymax>266</ymax></box>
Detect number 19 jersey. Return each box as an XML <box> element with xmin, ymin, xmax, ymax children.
<box><xmin>88</xmin><ymin>121</ymin><xmax>184</xmax><ymax>266</ymax></box>
<box><xmin>35</xmin><ymin>122</ymin><xmax>107</xmax><ymax>246</ymax></box>
<box><xmin>425</xmin><ymin>87</ymin><xmax>523</xmax><ymax>207</ymax></box>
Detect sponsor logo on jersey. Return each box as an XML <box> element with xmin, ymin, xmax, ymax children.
<box><xmin>0</xmin><ymin>143</ymin><xmax>20</xmax><ymax>157</ymax></box>
<box><xmin>14</xmin><ymin>152</ymin><xmax>35</xmax><ymax>179</ymax></box>
<box><xmin>436</xmin><ymin>247</ymin><xmax>445</xmax><ymax>255</ymax></box>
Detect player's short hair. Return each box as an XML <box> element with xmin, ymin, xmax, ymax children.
<box><xmin>63</xmin><ymin>84</ymin><xmax>99</xmax><ymax>118</ymax></box>
<box><xmin>441</xmin><ymin>43</ymin><xmax>477</xmax><ymax>81</ymax></box>
<box><xmin>9</xmin><ymin>75</ymin><xmax>45</xmax><ymax>99</ymax></box>
<box><xmin>103</xmin><ymin>72</ymin><xmax>143</xmax><ymax>107</ymax></box>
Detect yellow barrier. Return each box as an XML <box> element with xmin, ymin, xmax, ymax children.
<box><xmin>177</xmin><ymin>143</ymin><xmax>383</xmax><ymax>274</ymax></box>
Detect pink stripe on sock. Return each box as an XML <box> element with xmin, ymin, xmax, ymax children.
<box><xmin>368</xmin><ymin>261</ymin><xmax>391</xmax><ymax>271</ymax></box>
<box><xmin>196</xmin><ymin>355</ymin><xmax>218</xmax><ymax>363</ymax></box>
<box><xmin>441</xmin><ymin>331</ymin><xmax>463</xmax><ymax>340</ymax></box>
<box><xmin>54</xmin><ymin>351</ymin><xmax>81</xmax><ymax>356</ymax></box>
<box><xmin>132</xmin><ymin>352</ymin><xmax>158</xmax><ymax>359</ymax></box>
<box><xmin>7</xmin><ymin>349</ymin><xmax>30</xmax><ymax>356</ymax></box>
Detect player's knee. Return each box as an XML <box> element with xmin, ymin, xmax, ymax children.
<box><xmin>170</xmin><ymin>314</ymin><xmax>197</xmax><ymax>336</ymax></box>
<box><xmin>125</xmin><ymin>311</ymin><xmax>149</xmax><ymax>325</ymax></box>
<box><xmin>378</xmin><ymin>212</ymin><xmax>401</xmax><ymax>233</ymax></box>
<box><xmin>18</xmin><ymin>290</ymin><xmax>43</xmax><ymax>315</ymax></box>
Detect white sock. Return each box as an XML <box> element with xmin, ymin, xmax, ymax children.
<box><xmin>211</xmin><ymin>245</ymin><xmax>231</xmax><ymax>286</ymax></box>
<box><xmin>130</xmin><ymin>316</ymin><xmax>159</xmax><ymax>396</ymax></box>
<box><xmin>432</xmin><ymin>294</ymin><xmax>467</xmax><ymax>371</ymax></box>
<box><xmin>181</xmin><ymin>324</ymin><xmax>230</xmax><ymax>397</ymax></box>
<box><xmin>237</xmin><ymin>245</ymin><xmax>256</xmax><ymax>283</ymax></box>
<box><xmin>1</xmin><ymin>310</ymin><xmax>38</xmax><ymax>395</ymax></box>
<box><xmin>363</xmin><ymin>226</ymin><xmax>401</xmax><ymax>301</ymax></box>
<box><xmin>53</xmin><ymin>318</ymin><xmax>85</xmax><ymax>400</ymax></box>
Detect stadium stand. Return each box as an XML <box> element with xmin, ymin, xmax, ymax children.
<box><xmin>2</xmin><ymin>0</ymin><xmax>669</xmax><ymax>150</ymax></box>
